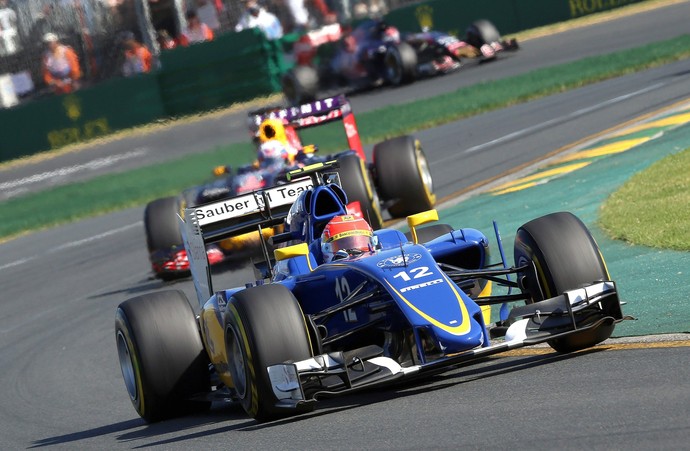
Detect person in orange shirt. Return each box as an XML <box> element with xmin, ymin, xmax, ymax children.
<box><xmin>179</xmin><ymin>10</ymin><xmax>213</xmax><ymax>46</ymax></box>
<box><xmin>42</xmin><ymin>32</ymin><xmax>81</xmax><ymax>94</ymax></box>
<box><xmin>121</xmin><ymin>32</ymin><xmax>153</xmax><ymax>77</ymax></box>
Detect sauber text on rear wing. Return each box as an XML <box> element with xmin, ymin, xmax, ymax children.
<box><xmin>180</xmin><ymin>177</ymin><xmax>313</xmax><ymax>307</ymax></box>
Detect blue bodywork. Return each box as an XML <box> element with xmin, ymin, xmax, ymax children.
<box><xmin>220</xmin><ymin>182</ymin><xmax>492</xmax><ymax>364</ymax></box>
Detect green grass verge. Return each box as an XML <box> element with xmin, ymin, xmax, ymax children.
<box><xmin>3</xmin><ymin>34</ymin><xmax>690</xmax><ymax>240</ymax></box>
<box><xmin>599</xmin><ymin>147</ymin><xmax>690</xmax><ymax>251</ymax></box>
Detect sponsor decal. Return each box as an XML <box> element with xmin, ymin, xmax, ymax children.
<box><xmin>400</xmin><ymin>278</ymin><xmax>443</xmax><ymax>293</ymax></box>
<box><xmin>195</xmin><ymin>195</ymin><xmax>259</xmax><ymax>225</ymax></box>
<box><xmin>216</xmin><ymin>291</ymin><xmax>227</xmax><ymax>308</ymax></box>
<box><xmin>194</xmin><ymin>179</ymin><xmax>312</xmax><ymax>226</ymax></box>
<box><xmin>415</xmin><ymin>5</ymin><xmax>434</xmax><ymax>31</ymax></box>
<box><xmin>569</xmin><ymin>0</ymin><xmax>640</xmax><ymax>17</ymax></box>
<box><xmin>63</xmin><ymin>95</ymin><xmax>81</xmax><ymax>121</ymax></box>
<box><xmin>263</xmin><ymin>179</ymin><xmax>313</xmax><ymax>207</ymax></box>
<box><xmin>376</xmin><ymin>252</ymin><xmax>422</xmax><ymax>268</ymax></box>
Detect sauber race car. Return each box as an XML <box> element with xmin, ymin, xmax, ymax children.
<box><xmin>144</xmin><ymin>95</ymin><xmax>435</xmax><ymax>280</ymax></box>
<box><xmin>282</xmin><ymin>19</ymin><xmax>518</xmax><ymax>105</ymax></box>
<box><xmin>117</xmin><ymin>163</ymin><xmax>630</xmax><ymax>423</ymax></box>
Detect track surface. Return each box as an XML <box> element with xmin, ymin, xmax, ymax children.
<box><xmin>1</xmin><ymin>3</ymin><xmax>690</xmax><ymax>449</ymax></box>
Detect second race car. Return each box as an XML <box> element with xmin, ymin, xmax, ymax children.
<box><xmin>144</xmin><ymin>95</ymin><xmax>435</xmax><ymax>280</ymax></box>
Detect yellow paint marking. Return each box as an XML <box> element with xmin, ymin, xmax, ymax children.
<box><xmin>490</xmin><ymin>162</ymin><xmax>590</xmax><ymax>193</ymax></box>
<box><xmin>499</xmin><ymin>340</ymin><xmax>690</xmax><ymax>357</ymax></box>
<box><xmin>557</xmin><ymin>138</ymin><xmax>650</xmax><ymax>163</ymax></box>
<box><xmin>492</xmin><ymin>182</ymin><xmax>539</xmax><ymax>196</ymax></box>
<box><xmin>611</xmin><ymin>111</ymin><xmax>690</xmax><ymax>136</ymax></box>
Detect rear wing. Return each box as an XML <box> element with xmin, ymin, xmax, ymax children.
<box><xmin>248</xmin><ymin>95</ymin><xmax>365</xmax><ymax>160</ymax></box>
<box><xmin>180</xmin><ymin>162</ymin><xmax>341</xmax><ymax>307</ymax></box>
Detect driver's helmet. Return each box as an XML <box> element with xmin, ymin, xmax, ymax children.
<box><xmin>382</xmin><ymin>25</ymin><xmax>400</xmax><ymax>43</ymax></box>
<box><xmin>258</xmin><ymin>139</ymin><xmax>289</xmax><ymax>164</ymax></box>
<box><xmin>321</xmin><ymin>215</ymin><xmax>375</xmax><ymax>263</ymax></box>
<box><xmin>257</xmin><ymin>118</ymin><xmax>298</xmax><ymax>164</ymax></box>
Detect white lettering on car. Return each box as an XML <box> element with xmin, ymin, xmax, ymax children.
<box><xmin>399</xmin><ymin>278</ymin><xmax>444</xmax><ymax>293</ymax></box>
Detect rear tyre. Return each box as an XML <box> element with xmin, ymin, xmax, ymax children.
<box><xmin>384</xmin><ymin>42</ymin><xmax>417</xmax><ymax>85</ymax></box>
<box><xmin>282</xmin><ymin>65</ymin><xmax>319</xmax><ymax>106</ymax></box>
<box><xmin>373</xmin><ymin>136</ymin><xmax>435</xmax><ymax>218</ymax></box>
<box><xmin>514</xmin><ymin>212</ymin><xmax>612</xmax><ymax>353</ymax></box>
<box><xmin>144</xmin><ymin>196</ymin><xmax>183</xmax><ymax>252</ymax></box>
<box><xmin>335</xmin><ymin>153</ymin><xmax>384</xmax><ymax>230</ymax></box>
<box><xmin>115</xmin><ymin>290</ymin><xmax>211</xmax><ymax>422</ymax></box>
<box><xmin>466</xmin><ymin>19</ymin><xmax>501</xmax><ymax>48</ymax></box>
<box><xmin>224</xmin><ymin>284</ymin><xmax>313</xmax><ymax>422</ymax></box>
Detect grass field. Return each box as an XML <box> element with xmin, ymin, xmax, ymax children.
<box><xmin>2</xmin><ymin>34</ymin><xmax>690</xmax><ymax>241</ymax></box>
<box><xmin>600</xmin><ymin>147</ymin><xmax>690</xmax><ymax>251</ymax></box>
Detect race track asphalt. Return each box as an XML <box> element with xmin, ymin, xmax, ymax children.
<box><xmin>1</xmin><ymin>2</ymin><xmax>690</xmax><ymax>449</ymax></box>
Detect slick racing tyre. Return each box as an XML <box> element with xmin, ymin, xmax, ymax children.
<box><xmin>514</xmin><ymin>212</ymin><xmax>613</xmax><ymax>353</ymax></box>
<box><xmin>466</xmin><ymin>19</ymin><xmax>501</xmax><ymax>48</ymax></box>
<box><xmin>282</xmin><ymin>65</ymin><xmax>319</xmax><ymax>106</ymax></box>
<box><xmin>144</xmin><ymin>196</ymin><xmax>183</xmax><ymax>253</ymax></box>
<box><xmin>224</xmin><ymin>284</ymin><xmax>313</xmax><ymax>422</ymax></box>
<box><xmin>373</xmin><ymin>136</ymin><xmax>435</xmax><ymax>218</ymax></box>
<box><xmin>384</xmin><ymin>42</ymin><xmax>417</xmax><ymax>85</ymax></box>
<box><xmin>115</xmin><ymin>290</ymin><xmax>211</xmax><ymax>422</ymax></box>
<box><xmin>405</xmin><ymin>223</ymin><xmax>453</xmax><ymax>243</ymax></box>
<box><xmin>335</xmin><ymin>153</ymin><xmax>384</xmax><ymax>230</ymax></box>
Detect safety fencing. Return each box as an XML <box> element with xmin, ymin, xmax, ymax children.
<box><xmin>0</xmin><ymin>0</ymin><xmax>651</xmax><ymax>162</ymax></box>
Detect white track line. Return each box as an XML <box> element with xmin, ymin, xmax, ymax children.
<box><xmin>431</xmin><ymin>82</ymin><xmax>665</xmax><ymax>166</ymax></box>
<box><xmin>0</xmin><ymin>148</ymin><xmax>148</xmax><ymax>193</ymax></box>
<box><xmin>0</xmin><ymin>222</ymin><xmax>142</xmax><ymax>271</ymax></box>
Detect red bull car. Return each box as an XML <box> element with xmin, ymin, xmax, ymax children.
<box><xmin>144</xmin><ymin>95</ymin><xmax>435</xmax><ymax>280</ymax></box>
<box><xmin>117</xmin><ymin>163</ymin><xmax>630</xmax><ymax>423</ymax></box>
<box><xmin>282</xmin><ymin>19</ymin><xmax>518</xmax><ymax>105</ymax></box>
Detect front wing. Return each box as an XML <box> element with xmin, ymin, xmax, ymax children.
<box><xmin>266</xmin><ymin>281</ymin><xmax>631</xmax><ymax>411</ymax></box>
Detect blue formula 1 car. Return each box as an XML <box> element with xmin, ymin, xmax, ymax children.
<box><xmin>115</xmin><ymin>163</ymin><xmax>630</xmax><ymax>423</ymax></box>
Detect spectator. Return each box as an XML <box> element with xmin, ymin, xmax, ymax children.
<box><xmin>42</xmin><ymin>32</ymin><xmax>81</xmax><ymax>94</ymax></box>
<box><xmin>156</xmin><ymin>29</ymin><xmax>177</xmax><ymax>50</ymax></box>
<box><xmin>235</xmin><ymin>0</ymin><xmax>283</xmax><ymax>40</ymax></box>
<box><xmin>179</xmin><ymin>10</ymin><xmax>214</xmax><ymax>46</ymax></box>
<box><xmin>0</xmin><ymin>0</ymin><xmax>19</xmax><ymax>56</ymax></box>
<box><xmin>195</xmin><ymin>0</ymin><xmax>221</xmax><ymax>31</ymax></box>
<box><xmin>121</xmin><ymin>32</ymin><xmax>153</xmax><ymax>77</ymax></box>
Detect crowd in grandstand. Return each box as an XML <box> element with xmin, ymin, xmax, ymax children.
<box><xmin>0</xmin><ymin>0</ymin><xmax>404</xmax><ymax>105</ymax></box>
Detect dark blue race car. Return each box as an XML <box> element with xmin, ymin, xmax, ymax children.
<box><xmin>116</xmin><ymin>162</ymin><xmax>630</xmax><ymax>423</ymax></box>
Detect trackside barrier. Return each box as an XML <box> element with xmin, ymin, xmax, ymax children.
<box><xmin>158</xmin><ymin>28</ymin><xmax>287</xmax><ymax>117</ymax></box>
<box><xmin>383</xmin><ymin>0</ymin><xmax>648</xmax><ymax>36</ymax></box>
<box><xmin>0</xmin><ymin>0</ymin><xmax>649</xmax><ymax>162</ymax></box>
<box><xmin>0</xmin><ymin>72</ymin><xmax>165</xmax><ymax>161</ymax></box>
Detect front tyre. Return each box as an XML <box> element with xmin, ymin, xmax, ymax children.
<box><xmin>374</xmin><ymin>136</ymin><xmax>435</xmax><ymax>217</ymax></box>
<box><xmin>384</xmin><ymin>42</ymin><xmax>417</xmax><ymax>85</ymax></box>
<box><xmin>115</xmin><ymin>290</ymin><xmax>210</xmax><ymax>422</ymax></box>
<box><xmin>514</xmin><ymin>212</ymin><xmax>613</xmax><ymax>353</ymax></box>
<box><xmin>225</xmin><ymin>284</ymin><xmax>313</xmax><ymax>422</ymax></box>
<box><xmin>466</xmin><ymin>19</ymin><xmax>501</xmax><ymax>48</ymax></box>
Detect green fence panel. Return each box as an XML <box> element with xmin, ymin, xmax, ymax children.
<box><xmin>0</xmin><ymin>72</ymin><xmax>165</xmax><ymax>162</ymax></box>
<box><xmin>157</xmin><ymin>29</ymin><xmax>285</xmax><ymax>117</ymax></box>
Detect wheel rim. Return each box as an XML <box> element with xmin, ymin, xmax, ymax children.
<box><xmin>116</xmin><ymin>330</ymin><xmax>138</xmax><ymax>402</ymax></box>
<box><xmin>227</xmin><ymin>327</ymin><xmax>247</xmax><ymax>398</ymax></box>
<box><xmin>415</xmin><ymin>145</ymin><xmax>434</xmax><ymax>196</ymax></box>
<box><xmin>385</xmin><ymin>51</ymin><xmax>401</xmax><ymax>84</ymax></box>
